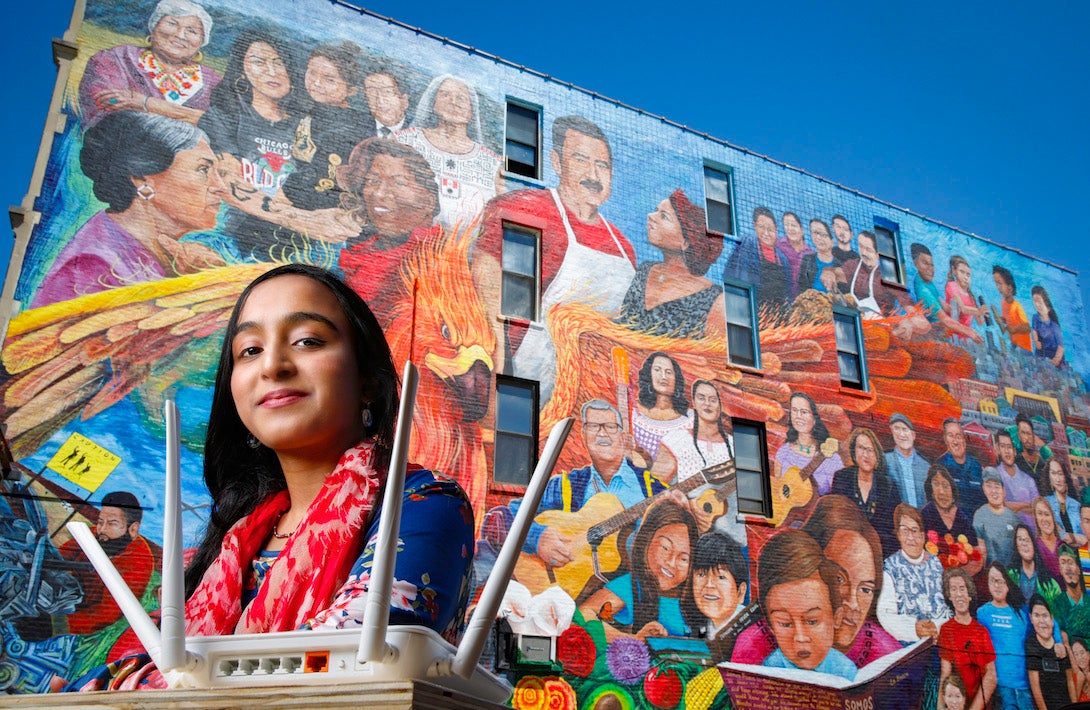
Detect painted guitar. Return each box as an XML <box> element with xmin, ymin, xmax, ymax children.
<box><xmin>514</xmin><ymin>460</ymin><xmax>736</xmax><ymax>597</ymax></box>
<box><xmin>768</xmin><ymin>437</ymin><xmax>839</xmax><ymax>526</ymax></box>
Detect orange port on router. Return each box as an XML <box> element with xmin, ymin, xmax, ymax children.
<box><xmin>304</xmin><ymin>651</ymin><xmax>330</xmax><ymax>673</ymax></box>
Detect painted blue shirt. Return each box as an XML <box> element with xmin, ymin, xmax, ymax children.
<box><xmin>604</xmin><ymin>573</ymin><xmax>688</xmax><ymax>636</ymax></box>
<box><xmin>762</xmin><ymin>647</ymin><xmax>857</xmax><ymax>681</ymax></box>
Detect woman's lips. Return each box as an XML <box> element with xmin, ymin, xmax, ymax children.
<box><xmin>259</xmin><ymin>389</ymin><xmax>305</xmax><ymax>407</ymax></box>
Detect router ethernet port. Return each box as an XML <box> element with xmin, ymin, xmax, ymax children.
<box><xmin>259</xmin><ymin>657</ymin><xmax>278</xmax><ymax>675</ymax></box>
<box><xmin>304</xmin><ymin>651</ymin><xmax>330</xmax><ymax>673</ymax></box>
<box><xmin>239</xmin><ymin>658</ymin><xmax>259</xmax><ymax>675</ymax></box>
<box><xmin>217</xmin><ymin>659</ymin><xmax>239</xmax><ymax>677</ymax></box>
<box><xmin>281</xmin><ymin>656</ymin><xmax>302</xmax><ymax>674</ymax></box>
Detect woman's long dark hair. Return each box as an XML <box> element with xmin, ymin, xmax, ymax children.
<box><xmin>784</xmin><ymin>392</ymin><xmax>830</xmax><ymax>444</ymax></box>
<box><xmin>690</xmin><ymin>380</ymin><xmax>732</xmax><ymax>467</ymax></box>
<box><xmin>630</xmin><ymin>499</ymin><xmax>698</xmax><ymax>634</ymax></box>
<box><xmin>184</xmin><ymin>264</ymin><xmax>399</xmax><ymax>597</ymax></box>
<box><xmin>209</xmin><ymin>28</ymin><xmax>303</xmax><ymax>117</ymax></box>
<box><xmin>985</xmin><ymin>559</ymin><xmax>1026</xmax><ymax>611</ymax></box>
<box><xmin>637</xmin><ymin>351</ymin><xmax>688</xmax><ymax>415</ymax></box>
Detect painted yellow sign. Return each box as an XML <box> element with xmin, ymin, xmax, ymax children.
<box><xmin>46</xmin><ymin>433</ymin><xmax>121</xmax><ymax>492</ymax></box>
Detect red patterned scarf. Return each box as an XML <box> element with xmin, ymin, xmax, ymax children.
<box><xmin>185</xmin><ymin>441</ymin><xmax>383</xmax><ymax>635</ymax></box>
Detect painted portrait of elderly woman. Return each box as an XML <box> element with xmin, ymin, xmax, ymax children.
<box><xmin>32</xmin><ymin>111</ymin><xmax>225</xmax><ymax>307</ymax></box>
<box><xmin>78</xmin><ymin>0</ymin><xmax>221</xmax><ymax>127</ymax></box>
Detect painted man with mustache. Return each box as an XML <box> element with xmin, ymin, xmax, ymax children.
<box><xmin>474</xmin><ymin>115</ymin><xmax>636</xmax><ymax>401</ymax></box>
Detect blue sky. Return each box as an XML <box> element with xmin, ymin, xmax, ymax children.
<box><xmin>3</xmin><ymin>0</ymin><xmax>1088</xmax><ymax>309</ymax></box>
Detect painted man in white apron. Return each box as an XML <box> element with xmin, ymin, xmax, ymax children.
<box><xmin>835</xmin><ymin>230</ymin><xmax>897</xmax><ymax>319</ymax></box>
<box><xmin>474</xmin><ymin>115</ymin><xmax>636</xmax><ymax>401</ymax></box>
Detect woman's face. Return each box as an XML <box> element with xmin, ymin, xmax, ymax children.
<box><xmin>1033</xmin><ymin>293</ymin><xmax>1050</xmax><ymax>319</ymax></box>
<box><xmin>142</xmin><ymin>140</ymin><xmax>225</xmax><ymax>236</ymax></box>
<box><xmin>896</xmin><ymin>515</ymin><xmax>925</xmax><ymax>558</ymax></box>
<box><xmin>824</xmin><ymin>529</ymin><xmax>876</xmax><ymax>648</ymax></box>
<box><xmin>646</xmin><ymin>523</ymin><xmax>691</xmax><ymax>592</ymax></box>
<box><xmin>650</xmin><ymin>356</ymin><xmax>676</xmax><ymax>398</ymax></box>
<box><xmin>692</xmin><ymin>383</ymin><xmax>721</xmax><ymax>425</ymax></box>
<box><xmin>230</xmin><ymin>275</ymin><xmax>364</xmax><ymax>460</ymax></box>
<box><xmin>1049</xmin><ymin>461</ymin><xmax>1068</xmax><ymax>495</ymax></box>
<box><xmin>647</xmin><ymin>199</ymin><xmax>685</xmax><ymax>252</ymax></box>
<box><xmin>361</xmin><ymin>153</ymin><xmax>436</xmax><ymax>237</ymax></box>
<box><xmin>789</xmin><ymin>396</ymin><xmax>815</xmax><ymax>436</ymax></box>
<box><xmin>853</xmin><ymin>434</ymin><xmax>878</xmax><ymax>474</ymax></box>
<box><xmin>942</xmin><ymin>684</ymin><xmax>966</xmax><ymax>710</ymax></box>
<box><xmin>433</xmin><ymin>79</ymin><xmax>473</xmax><ymax>125</ymax></box>
<box><xmin>1072</xmin><ymin>642</ymin><xmax>1090</xmax><ymax>673</ymax></box>
<box><xmin>1034</xmin><ymin>500</ymin><xmax>1056</xmax><ymax>537</ymax></box>
<box><xmin>987</xmin><ymin>566</ymin><xmax>1009</xmax><ymax>605</ymax></box>
<box><xmin>1016</xmin><ymin>527</ymin><xmax>1035</xmax><ymax>563</ymax></box>
<box><xmin>305</xmin><ymin>55</ymin><xmax>353</xmax><ymax>107</ymax></box>
<box><xmin>243</xmin><ymin>42</ymin><xmax>290</xmax><ymax>102</ymax></box>
<box><xmin>947</xmin><ymin>574</ymin><xmax>972</xmax><ymax>616</ymax></box>
<box><xmin>150</xmin><ymin>14</ymin><xmax>204</xmax><ymax>66</ymax></box>
<box><xmin>931</xmin><ymin>474</ymin><xmax>955</xmax><ymax>510</ymax></box>
<box><xmin>811</xmin><ymin>221</ymin><xmax>833</xmax><ymax>252</ymax></box>
<box><xmin>954</xmin><ymin>261</ymin><xmax>972</xmax><ymax>290</ymax></box>
<box><xmin>784</xmin><ymin>215</ymin><xmax>804</xmax><ymax>245</ymax></box>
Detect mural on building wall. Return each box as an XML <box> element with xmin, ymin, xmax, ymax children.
<box><xmin>1</xmin><ymin>0</ymin><xmax>1090</xmax><ymax>705</ymax></box>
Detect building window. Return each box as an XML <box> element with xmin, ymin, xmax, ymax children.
<box><xmin>501</xmin><ymin>223</ymin><xmax>539</xmax><ymax>320</ymax></box>
<box><xmin>733</xmin><ymin>419</ymin><xmax>770</xmax><ymax>516</ymax></box>
<box><xmin>834</xmin><ymin>308</ymin><xmax>868</xmax><ymax>391</ymax></box>
<box><xmin>494</xmin><ymin>377</ymin><xmax>539</xmax><ymax>486</ymax></box>
<box><xmin>873</xmin><ymin>219</ymin><xmax>904</xmax><ymax>284</ymax></box>
<box><xmin>703</xmin><ymin>165</ymin><xmax>734</xmax><ymax>235</ymax></box>
<box><xmin>723</xmin><ymin>280</ymin><xmax>760</xmax><ymax>368</ymax></box>
<box><xmin>505</xmin><ymin>102</ymin><xmax>540</xmax><ymax>179</ymax></box>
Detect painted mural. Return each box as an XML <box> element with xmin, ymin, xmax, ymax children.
<box><xmin>1</xmin><ymin>0</ymin><xmax>1090</xmax><ymax>707</ymax></box>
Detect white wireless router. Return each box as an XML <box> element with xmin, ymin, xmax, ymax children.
<box><xmin>67</xmin><ymin>361</ymin><xmax>573</xmax><ymax>703</ymax></box>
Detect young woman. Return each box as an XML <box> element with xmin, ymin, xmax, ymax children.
<box><xmin>397</xmin><ymin>74</ymin><xmax>503</xmax><ymax>227</ymax></box>
<box><xmin>652</xmin><ymin>380</ymin><xmax>733</xmax><ymax>486</ymax></box>
<box><xmin>631</xmin><ymin>352</ymin><xmax>691</xmax><ymax>464</ymax></box>
<box><xmin>72</xmin><ymin>264</ymin><xmax>474</xmax><ymax>690</ymax></box>
<box><xmin>773</xmin><ymin>392</ymin><xmax>843</xmax><ymax>497</ymax></box>
<box><xmin>1031</xmin><ymin>285</ymin><xmax>1065</xmax><ymax>367</ymax></box>
<box><xmin>775</xmin><ymin>211</ymin><xmax>813</xmax><ymax>297</ymax></box>
<box><xmin>1025</xmin><ymin>594</ymin><xmax>1075</xmax><ymax>710</ymax></box>
<box><xmin>1071</xmin><ymin>637</ymin><xmax>1090</xmax><ymax>703</ymax></box>
<box><xmin>940</xmin><ymin>674</ymin><xmax>968</xmax><ymax>710</ymax></box>
<box><xmin>280</xmin><ymin>42</ymin><xmax>372</xmax><ymax>212</ymax></box>
<box><xmin>976</xmin><ymin>561</ymin><xmax>1033</xmax><ymax>710</ymax></box>
<box><xmin>581</xmin><ymin>500</ymin><xmax>698</xmax><ymax>641</ymax></box>
<box><xmin>1033</xmin><ymin>496</ymin><xmax>1064</xmax><ymax>583</ymax></box>
<box><xmin>199</xmin><ymin>32</ymin><xmax>354</xmax><ymax>252</ymax></box>
<box><xmin>1011</xmin><ymin>523</ymin><xmax>1061</xmax><ymax>602</ymax></box>
<box><xmin>1045</xmin><ymin>459</ymin><xmax>1086</xmax><ymax>546</ymax></box>
<box><xmin>617</xmin><ymin>190</ymin><xmax>725</xmax><ymax>339</ymax></box>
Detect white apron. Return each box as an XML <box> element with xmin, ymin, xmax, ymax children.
<box><xmin>512</xmin><ymin>189</ymin><xmax>635</xmax><ymax>400</ymax></box>
<box><xmin>850</xmin><ymin>260</ymin><xmax>882</xmax><ymax>318</ymax></box>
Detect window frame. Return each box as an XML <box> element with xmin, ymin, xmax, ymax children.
<box><xmin>731</xmin><ymin>418</ymin><xmax>771</xmax><ymax>517</ymax></box>
<box><xmin>722</xmin><ymin>277</ymin><xmax>761</xmax><ymax>369</ymax></box>
<box><xmin>493</xmin><ymin>375</ymin><xmax>540</xmax><ymax>487</ymax></box>
<box><xmin>500</xmin><ymin>222</ymin><xmax>541</xmax><ymax>322</ymax></box>
<box><xmin>833</xmin><ymin>306</ymin><xmax>869</xmax><ymax>391</ymax></box>
<box><xmin>873</xmin><ymin>217</ymin><xmax>905</xmax><ymax>285</ymax></box>
<box><xmin>504</xmin><ymin>100</ymin><xmax>541</xmax><ymax>180</ymax></box>
<box><xmin>702</xmin><ymin>163</ymin><xmax>735</xmax><ymax>236</ymax></box>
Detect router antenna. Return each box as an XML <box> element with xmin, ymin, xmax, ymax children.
<box><xmin>452</xmin><ymin>417</ymin><xmax>573</xmax><ymax>679</ymax></box>
<box><xmin>160</xmin><ymin>399</ymin><xmax>186</xmax><ymax>671</ymax></box>
<box><xmin>358</xmin><ymin>361</ymin><xmax>419</xmax><ymax>664</ymax></box>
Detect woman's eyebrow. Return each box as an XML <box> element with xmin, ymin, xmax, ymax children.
<box><xmin>234</xmin><ymin>311</ymin><xmax>340</xmax><ymax>336</ymax></box>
